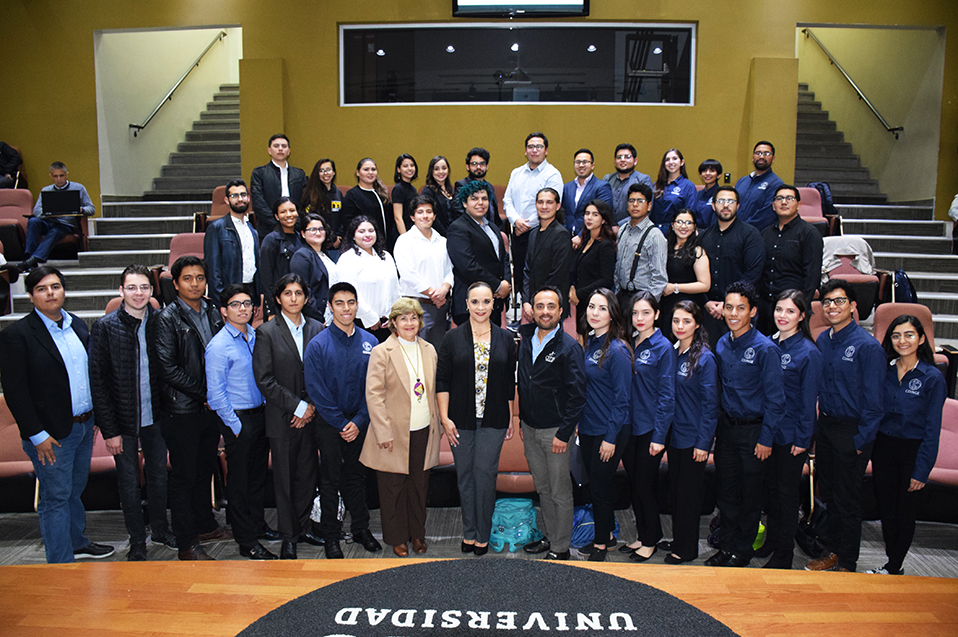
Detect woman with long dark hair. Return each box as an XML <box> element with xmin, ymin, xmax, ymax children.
<box><xmin>651</xmin><ymin>149</ymin><xmax>697</xmax><ymax>226</ymax></box>
<box><xmin>657</xmin><ymin>300</ymin><xmax>717</xmax><ymax>564</ymax></box>
<box><xmin>578</xmin><ymin>288</ymin><xmax>632</xmax><ymax>561</ymax></box>
<box><xmin>867</xmin><ymin>315</ymin><xmax>945</xmax><ymax>575</ymax></box>
<box><xmin>341</xmin><ymin>158</ymin><xmax>394</xmax><ymax>250</ymax></box>
<box><xmin>301</xmin><ymin>159</ymin><xmax>343</xmax><ymax>253</ymax></box>
<box><xmin>761</xmin><ymin>289</ymin><xmax>822</xmax><ymax>569</ymax></box>
<box><xmin>692</xmin><ymin>159</ymin><xmax>722</xmax><ymax>228</ymax></box>
<box><xmin>391</xmin><ymin>153</ymin><xmax>419</xmax><ymax>237</ymax></box>
<box><xmin>660</xmin><ymin>208</ymin><xmax>710</xmax><ymax>327</ymax></box>
<box><xmin>336</xmin><ymin>215</ymin><xmax>400</xmax><ymax>342</ymax></box>
<box><xmin>259</xmin><ymin>196</ymin><xmax>305</xmax><ymax>318</ymax></box>
<box><xmin>289</xmin><ymin>213</ymin><xmax>338</xmax><ymax>322</ymax></box>
<box><xmin>619</xmin><ymin>292</ymin><xmax>674</xmax><ymax>561</ymax></box>
<box><xmin>420</xmin><ymin>155</ymin><xmax>455</xmax><ymax>235</ymax></box>
<box><xmin>570</xmin><ymin>199</ymin><xmax>617</xmax><ymax>339</ymax></box>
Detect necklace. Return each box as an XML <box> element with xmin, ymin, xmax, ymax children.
<box><xmin>472</xmin><ymin>326</ymin><xmax>491</xmax><ymax>337</ymax></box>
<box><xmin>399</xmin><ymin>339</ymin><xmax>425</xmax><ymax>402</ymax></box>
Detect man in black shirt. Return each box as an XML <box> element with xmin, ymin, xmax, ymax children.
<box><xmin>452</xmin><ymin>147</ymin><xmax>500</xmax><ymax>228</ymax></box>
<box><xmin>250</xmin><ymin>134</ymin><xmax>307</xmax><ymax>240</ymax></box>
<box><xmin>698</xmin><ymin>186</ymin><xmax>766</xmax><ymax>346</ymax></box>
<box><xmin>758</xmin><ymin>185</ymin><xmax>824</xmax><ymax>334</ymax></box>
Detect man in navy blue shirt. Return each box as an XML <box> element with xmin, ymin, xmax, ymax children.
<box><xmin>806</xmin><ymin>279</ymin><xmax>884</xmax><ymax>573</ymax></box>
<box><xmin>706</xmin><ymin>281</ymin><xmax>785</xmax><ymax>568</ymax></box>
<box><xmin>304</xmin><ymin>282</ymin><xmax>382</xmax><ymax>558</ymax></box>
<box><xmin>734</xmin><ymin>141</ymin><xmax>784</xmax><ymax>231</ymax></box>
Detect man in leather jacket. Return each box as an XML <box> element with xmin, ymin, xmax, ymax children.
<box><xmin>154</xmin><ymin>256</ymin><xmax>230</xmax><ymax>560</ymax></box>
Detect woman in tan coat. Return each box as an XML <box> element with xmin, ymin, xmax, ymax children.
<box><xmin>361</xmin><ymin>298</ymin><xmax>441</xmax><ymax>556</ymax></box>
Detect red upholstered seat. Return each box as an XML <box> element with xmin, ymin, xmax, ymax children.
<box><xmin>929</xmin><ymin>398</ymin><xmax>958</xmax><ymax>486</ymax></box>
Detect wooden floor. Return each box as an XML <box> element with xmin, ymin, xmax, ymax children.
<box><xmin>1</xmin><ymin>560</ymin><xmax>957</xmax><ymax>636</ymax></box>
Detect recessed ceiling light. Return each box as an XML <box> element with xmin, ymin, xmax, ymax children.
<box><xmin>511</xmin><ymin>43</ymin><xmax>519</xmax><ymax>52</ymax></box>
<box><xmin>446</xmin><ymin>45</ymin><xmax>455</xmax><ymax>53</ymax></box>
<box><xmin>653</xmin><ymin>47</ymin><xmax>662</xmax><ymax>55</ymax></box>
<box><xmin>587</xmin><ymin>44</ymin><xmax>596</xmax><ymax>52</ymax></box>
<box><xmin>376</xmin><ymin>49</ymin><xmax>385</xmax><ymax>57</ymax></box>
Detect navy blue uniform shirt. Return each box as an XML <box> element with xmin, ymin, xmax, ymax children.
<box><xmin>880</xmin><ymin>359</ymin><xmax>945</xmax><ymax>483</ymax></box>
<box><xmin>304</xmin><ymin>323</ymin><xmax>377</xmax><ymax>431</ymax></box>
<box><xmin>773</xmin><ymin>332</ymin><xmax>822</xmax><ymax>449</ymax></box>
<box><xmin>667</xmin><ymin>347</ymin><xmax>718</xmax><ymax>450</ymax></box>
<box><xmin>580</xmin><ymin>336</ymin><xmax>631</xmax><ymax>444</ymax></box>
<box><xmin>716</xmin><ymin>327</ymin><xmax>786</xmax><ymax>446</ymax></box>
<box><xmin>630</xmin><ymin>329</ymin><xmax>675</xmax><ymax>438</ymax></box>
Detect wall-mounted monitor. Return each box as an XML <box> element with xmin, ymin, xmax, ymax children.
<box><xmin>453</xmin><ymin>1</ymin><xmax>590</xmax><ymax>18</ymax></box>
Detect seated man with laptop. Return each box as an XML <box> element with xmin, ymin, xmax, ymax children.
<box><xmin>19</xmin><ymin>161</ymin><xmax>95</xmax><ymax>272</ymax></box>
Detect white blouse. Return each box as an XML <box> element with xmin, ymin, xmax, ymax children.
<box><xmin>336</xmin><ymin>248</ymin><xmax>400</xmax><ymax>328</ymax></box>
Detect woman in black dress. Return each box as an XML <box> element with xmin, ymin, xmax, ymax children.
<box><xmin>259</xmin><ymin>196</ymin><xmax>305</xmax><ymax>318</ymax></box>
<box><xmin>569</xmin><ymin>199</ymin><xmax>616</xmax><ymax>338</ymax></box>
<box><xmin>659</xmin><ymin>208</ymin><xmax>710</xmax><ymax>327</ymax></box>
<box><xmin>341</xmin><ymin>157</ymin><xmax>394</xmax><ymax>250</ymax></box>
<box><xmin>301</xmin><ymin>158</ymin><xmax>343</xmax><ymax>256</ymax></box>
<box><xmin>419</xmin><ymin>156</ymin><xmax>455</xmax><ymax>235</ymax></box>
<box><xmin>391</xmin><ymin>153</ymin><xmax>419</xmax><ymax>238</ymax></box>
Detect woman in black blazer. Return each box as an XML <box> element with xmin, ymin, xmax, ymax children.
<box><xmin>570</xmin><ymin>199</ymin><xmax>617</xmax><ymax>337</ymax></box>
<box><xmin>436</xmin><ymin>281</ymin><xmax>517</xmax><ymax>555</ymax></box>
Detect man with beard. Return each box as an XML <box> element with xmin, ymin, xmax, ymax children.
<box><xmin>734</xmin><ymin>141</ymin><xmax>784</xmax><ymax>231</ymax></box>
<box><xmin>698</xmin><ymin>186</ymin><xmax>766</xmax><ymax>345</ymax></box>
<box><xmin>204</xmin><ymin>179</ymin><xmax>260</xmax><ymax>306</ymax></box>
<box><xmin>452</xmin><ymin>147</ymin><xmax>501</xmax><ymax>228</ymax></box>
<box><xmin>602</xmin><ymin>143</ymin><xmax>653</xmax><ymax>224</ymax></box>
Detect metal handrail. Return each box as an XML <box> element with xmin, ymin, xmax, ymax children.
<box><xmin>129</xmin><ymin>30</ymin><xmax>228</xmax><ymax>137</ymax></box>
<box><xmin>802</xmin><ymin>28</ymin><xmax>903</xmax><ymax>140</ymax></box>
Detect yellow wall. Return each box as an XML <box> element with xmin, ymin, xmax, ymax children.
<box><xmin>2</xmin><ymin>0</ymin><xmax>957</xmax><ymax>218</ymax></box>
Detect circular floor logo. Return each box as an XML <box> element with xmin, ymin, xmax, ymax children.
<box><xmin>238</xmin><ymin>559</ymin><xmax>738</xmax><ymax>636</ymax></box>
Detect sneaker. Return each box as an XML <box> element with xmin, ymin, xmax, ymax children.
<box><xmin>865</xmin><ymin>565</ymin><xmax>904</xmax><ymax>575</ymax></box>
<box><xmin>73</xmin><ymin>543</ymin><xmax>115</xmax><ymax>560</ymax></box>
<box><xmin>151</xmin><ymin>530</ymin><xmax>177</xmax><ymax>550</ymax></box>
<box><xmin>804</xmin><ymin>552</ymin><xmax>839</xmax><ymax>571</ymax></box>
<box><xmin>127</xmin><ymin>543</ymin><xmax>148</xmax><ymax>561</ymax></box>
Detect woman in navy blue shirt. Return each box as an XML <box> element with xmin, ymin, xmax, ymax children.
<box><xmin>867</xmin><ymin>315</ymin><xmax>945</xmax><ymax>575</ymax></box>
<box><xmin>658</xmin><ymin>300</ymin><xmax>717</xmax><ymax>564</ymax></box>
<box><xmin>692</xmin><ymin>159</ymin><xmax>722</xmax><ymax>229</ymax></box>
<box><xmin>762</xmin><ymin>290</ymin><xmax>822</xmax><ymax>569</ymax></box>
<box><xmin>651</xmin><ymin>149</ymin><xmax>697</xmax><ymax>226</ymax></box>
<box><xmin>578</xmin><ymin>288</ymin><xmax>632</xmax><ymax>562</ymax></box>
<box><xmin>619</xmin><ymin>292</ymin><xmax>675</xmax><ymax>561</ymax></box>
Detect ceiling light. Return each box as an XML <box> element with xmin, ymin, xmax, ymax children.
<box><xmin>587</xmin><ymin>44</ymin><xmax>596</xmax><ymax>52</ymax></box>
<box><xmin>653</xmin><ymin>47</ymin><xmax>662</xmax><ymax>55</ymax></box>
<box><xmin>446</xmin><ymin>45</ymin><xmax>455</xmax><ymax>53</ymax></box>
<box><xmin>511</xmin><ymin>43</ymin><xmax>519</xmax><ymax>52</ymax></box>
<box><xmin>376</xmin><ymin>49</ymin><xmax>385</xmax><ymax>57</ymax></box>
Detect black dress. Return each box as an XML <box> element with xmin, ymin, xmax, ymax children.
<box><xmin>420</xmin><ymin>185</ymin><xmax>454</xmax><ymax>236</ymax></box>
<box><xmin>341</xmin><ymin>186</ymin><xmax>394</xmax><ymax>251</ymax></box>
<box><xmin>391</xmin><ymin>181</ymin><xmax>418</xmax><ymax>233</ymax></box>
<box><xmin>571</xmin><ymin>238</ymin><xmax>616</xmax><ymax>335</ymax></box>
<box><xmin>660</xmin><ymin>246</ymin><xmax>707</xmax><ymax>326</ymax></box>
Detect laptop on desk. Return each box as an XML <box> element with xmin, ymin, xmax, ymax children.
<box><xmin>40</xmin><ymin>190</ymin><xmax>82</xmax><ymax>216</ymax></box>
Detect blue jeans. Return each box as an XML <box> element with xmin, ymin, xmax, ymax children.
<box><xmin>24</xmin><ymin>217</ymin><xmax>71</xmax><ymax>262</ymax></box>
<box><xmin>114</xmin><ymin>424</ymin><xmax>170</xmax><ymax>546</ymax></box>
<box><xmin>22</xmin><ymin>417</ymin><xmax>95</xmax><ymax>563</ymax></box>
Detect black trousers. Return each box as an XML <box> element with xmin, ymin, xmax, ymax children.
<box><xmin>871</xmin><ymin>432</ymin><xmax>923</xmax><ymax>572</ymax></box>
<box><xmin>579</xmin><ymin>426</ymin><xmax>629</xmax><ymax>546</ymax></box>
<box><xmin>512</xmin><ymin>228</ymin><xmax>530</xmax><ymax>301</ymax></box>
<box><xmin>621</xmin><ymin>430</ymin><xmax>663</xmax><ymax>547</ymax></box>
<box><xmin>270</xmin><ymin>424</ymin><xmax>318</xmax><ymax>542</ymax></box>
<box><xmin>762</xmin><ymin>443</ymin><xmax>808</xmax><ymax>559</ymax></box>
<box><xmin>161</xmin><ymin>410</ymin><xmax>221</xmax><ymax>550</ymax></box>
<box><xmin>315</xmin><ymin>423</ymin><xmax>369</xmax><ymax>539</ymax></box>
<box><xmin>668</xmin><ymin>445</ymin><xmax>708</xmax><ymax>561</ymax></box>
<box><xmin>220</xmin><ymin>410</ymin><xmax>269</xmax><ymax>548</ymax></box>
<box><xmin>715</xmin><ymin>416</ymin><xmax>766</xmax><ymax>556</ymax></box>
<box><xmin>816</xmin><ymin>415</ymin><xmax>873</xmax><ymax>571</ymax></box>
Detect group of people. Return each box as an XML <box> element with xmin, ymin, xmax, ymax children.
<box><xmin>0</xmin><ymin>133</ymin><xmax>943</xmax><ymax>577</ymax></box>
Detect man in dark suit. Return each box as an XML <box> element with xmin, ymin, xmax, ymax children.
<box><xmin>204</xmin><ymin>178</ymin><xmax>260</xmax><ymax>307</ymax></box>
<box><xmin>253</xmin><ymin>273</ymin><xmax>324</xmax><ymax>559</ymax></box>
<box><xmin>250</xmin><ymin>134</ymin><xmax>307</xmax><ymax>240</ymax></box>
<box><xmin>446</xmin><ymin>180</ymin><xmax>511</xmax><ymax>327</ymax></box>
<box><xmin>0</xmin><ymin>265</ymin><xmax>115</xmax><ymax>563</ymax></box>
<box><xmin>561</xmin><ymin>148</ymin><xmax>613</xmax><ymax>242</ymax></box>
<box><xmin>451</xmin><ymin>147</ymin><xmax>500</xmax><ymax>228</ymax></box>
<box><xmin>522</xmin><ymin>188</ymin><xmax>573</xmax><ymax>321</ymax></box>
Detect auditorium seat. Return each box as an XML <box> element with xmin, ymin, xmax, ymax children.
<box><xmin>797</xmin><ymin>187</ymin><xmax>832</xmax><ymax>236</ymax></box>
<box><xmin>157</xmin><ymin>232</ymin><xmax>205</xmax><ymax>304</ymax></box>
<box><xmin>871</xmin><ymin>302</ymin><xmax>949</xmax><ymax>376</ymax></box>
<box><xmin>103</xmin><ymin>296</ymin><xmax>161</xmax><ymax>314</ymax></box>
<box><xmin>195</xmin><ymin>185</ymin><xmax>229</xmax><ymax>232</ymax></box>
<box><xmin>496</xmin><ymin>398</ymin><xmax>535</xmax><ymax>493</ymax></box>
<box><xmin>0</xmin><ymin>396</ymin><xmax>34</xmax><ymax>480</ymax></box>
<box><xmin>929</xmin><ymin>398</ymin><xmax>958</xmax><ymax>487</ymax></box>
<box><xmin>0</xmin><ymin>188</ymin><xmax>32</xmax><ymax>260</ymax></box>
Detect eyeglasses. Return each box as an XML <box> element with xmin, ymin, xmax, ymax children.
<box><xmin>627</xmin><ymin>197</ymin><xmax>647</xmax><ymax>205</ymax></box>
<box><xmin>468</xmin><ymin>161</ymin><xmax>487</xmax><ymax>167</ymax></box>
<box><xmin>573</xmin><ymin>160</ymin><xmax>593</xmax><ymax>166</ymax></box>
<box><xmin>820</xmin><ymin>297</ymin><xmax>849</xmax><ymax>308</ymax></box>
<box><xmin>228</xmin><ymin>193</ymin><xmax>249</xmax><ymax>199</ymax></box>
<box><xmin>526</xmin><ymin>144</ymin><xmax>545</xmax><ymax>151</ymax></box>
<box><xmin>318</xmin><ymin>168</ymin><xmax>334</xmax><ymax>174</ymax></box>
<box><xmin>890</xmin><ymin>332</ymin><xmax>919</xmax><ymax>341</ymax></box>
<box><xmin>227</xmin><ymin>300</ymin><xmax>254</xmax><ymax>309</ymax></box>
<box><xmin>304</xmin><ymin>227</ymin><xmax>326</xmax><ymax>235</ymax></box>
<box><xmin>715</xmin><ymin>198</ymin><xmax>737</xmax><ymax>205</ymax></box>
<box><xmin>615</xmin><ymin>154</ymin><xmax>633</xmax><ymax>161</ymax></box>
<box><xmin>754</xmin><ymin>151</ymin><xmax>773</xmax><ymax>157</ymax></box>
<box><xmin>123</xmin><ymin>284</ymin><xmax>152</xmax><ymax>293</ymax></box>
<box><xmin>773</xmin><ymin>195</ymin><xmax>797</xmax><ymax>203</ymax></box>
<box><xmin>673</xmin><ymin>219</ymin><xmax>695</xmax><ymax>227</ymax></box>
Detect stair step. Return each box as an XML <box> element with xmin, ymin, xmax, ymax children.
<box><xmin>795</xmin><ymin>156</ymin><xmax>863</xmax><ymax>170</ymax></box>
<box><xmin>191</xmin><ymin>120</ymin><xmax>240</xmax><ymax>131</ymax></box>
<box><xmin>200</xmin><ymin>111</ymin><xmax>239</xmax><ymax>120</ymax></box>
<box><xmin>213</xmin><ymin>91</ymin><xmax>239</xmax><ymax>101</ymax></box>
<box><xmin>797</xmin><ymin>110</ymin><xmax>830</xmax><ymax>121</ymax></box>
<box><xmin>797</xmin><ymin>103</ymin><xmax>826</xmax><ymax>113</ymax></box>
<box><xmin>168</xmin><ymin>152</ymin><xmax>241</xmax><ymax>165</ymax></box>
<box><xmin>797</xmin><ymin>120</ymin><xmax>838</xmax><ymax>133</ymax></box>
<box><xmin>841</xmin><ymin>219</ymin><xmax>944</xmax><ymax>236</ymax></box>
<box><xmin>798</xmin><ymin>93</ymin><xmax>817</xmax><ymax>103</ymax></box>
<box><xmin>142</xmin><ymin>190</ymin><xmax>215</xmax><ymax>201</ymax></box>
<box><xmin>12</xmin><ymin>289</ymin><xmax>123</xmax><ymax>314</ymax></box>
<box><xmin>931</xmin><ymin>316</ymin><xmax>958</xmax><ymax>340</ymax></box>
<box><xmin>873</xmin><ymin>252</ymin><xmax>958</xmax><ymax>274</ymax></box>
<box><xmin>100</xmin><ymin>201</ymin><xmax>210</xmax><ymax>218</ymax></box>
<box><xmin>177</xmin><ymin>141</ymin><xmax>241</xmax><ymax>153</ymax></box>
<box><xmin>94</xmin><ymin>216</ymin><xmax>194</xmax><ymax>235</ymax></box>
<box><xmin>87</xmin><ymin>234</ymin><xmax>178</xmax><ymax>251</ymax></box>
<box><xmin>219</xmin><ymin>84</ymin><xmax>239</xmax><ymax>92</ymax></box>
<box><xmin>206</xmin><ymin>100</ymin><xmax>239</xmax><ymax>111</ymax></box>
<box><xmin>184</xmin><ymin>130</ymin><xmax>240</xmax><ymax>142</ymax></box>
<box><xmin>152</xmin><ymin>176</ymin><xmax>233</xmax><ymax>191</ymax></box>
<box><xmin>833</xmin><ymin>194</ymin><xmax>889</xmax><ymax>205</ymax></box>
<box><xmin>911</xmin><ymin>292</ymin><xmax>958</xmax><ymax>317</ymax></box>
<box><xmin>796</xmin><ymin>141</ymin><xmax>855</xmax><ymax>157</ymax></box>
<box><xmin>161</xmin><ymin>163</ymin><xmax>241</xmax><ymax>178</ymax></box>
<box><xmin>796</xmin><ymin>130</ymin><xmax>846</xmax><ymax>143</ymax></box>
<box><xmin>855</xmin><ymin>234</ymin><xmax>952</xmax><ymax>254</ymax></box>
<box><xmin>795</xmin><ymin>167</ymin><xmax>872</xmax><ymax>182</ymax></box>
<box><xmin>909</xmin><ymin>274</ymin><xmax>958</xmax><ymax>294</ymax></box>
<box><xmin>825</xmin><ymin>181</ymin><xmax>882</xmax><ymax>195</ymax></box>
<box><xmin>78</xmin><ymin>249</ymin><xmax>170</xmax><ymax>269</ymax></box>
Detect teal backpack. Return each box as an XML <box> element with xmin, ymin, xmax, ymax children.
<box><xmin>489</xmin><ymin>498</ymin><xmax>543</xmax><ymax>553</ymax></box>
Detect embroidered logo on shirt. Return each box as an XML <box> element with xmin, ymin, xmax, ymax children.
<box><xmin>590</xmin><ymin>349</ymin><xmax>602</xmax><ymax>363</ymax></box>
<box><xmin>758</xmin><ymin>181</ymin><xmax>769</xmax><ymax>190</ymax></box>
<box><xmin>545</xmin><ymin>352</ymin><xmax>556</xmax><ymax>363</ymax></box>
<box><xmin>780</xmin><ymin>353</ymin><xmax>792</xmax><ymax>368</ymax></box>
<box><xmin>742</xmin><ymin>347</ymin><xmax>756</xmax><ymax>364</ymax></box>
<box><xmin>671</xmin><ymin>186</ymin><xmax>681</xmax><ymax>196</ymax></box>
<box><xmin>678</xmin><ymin>362</ymin><xmax>690</xmax><ymax>377</ymax></box>
<box><xmin>843</xmin><ymin>345</ymin><xmax>856</xmax><ymax>362</ymax></box>
<box><xmin>906</xmin><ymin>378</ymin><xmax>923</xmax><ymax>396</ymax></box>
<box><xmin>638</xmin><ymin>349</ymin><xmax>652</xmax><ymax>363</ymax></box>
<box><xmin>363</xmin><ymin>341</ymin><xmax>373</xmax><ymax>354</ymax></box>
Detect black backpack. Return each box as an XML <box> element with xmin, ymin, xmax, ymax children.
<box><xmin>892</xmin><ymin>269</ymin><xmax>918</xmax><ymax>303</ymax></box>
<box><xmin>806</xmin><ymin>181</ymin><xmax>838</xmax><ymax>217</ymax></box>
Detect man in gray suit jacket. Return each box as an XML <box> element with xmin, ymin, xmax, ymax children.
<box><xmin>253</xmin><ymin>273</ymin><xmax>324</xmax><ymax>559</ymax></box>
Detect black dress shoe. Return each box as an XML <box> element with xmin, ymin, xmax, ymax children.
<box><xmin>629</xmin><ymin>546</ymin><xmax>657</xmax><ymax>562</ymax></box>
<box><xmin>544</xmin><ymin>550</ymin><xmax>570</xmax><ymax>560</ymax></box>
<box><xmin>259</xmin><ymin>527</ymin><xmax>281</xmax><ymax>542</ymax></box>
<box><xmin>239</xmin><ymin>543</ymin><xmax>278</xmax><ymax>560</ymax></box>
<box><xmin>18</xmin><ymin>256</ymin><xmax>39</xmax><ymax>273</ymax></box>
<box><xmin>618</xmin><ymin>543</ymin><xmax>640</xmax><ymax>554</ymax></box>
<box><xmin>704</xmin><ymin>550</ymin><xmax>733</xmax><ymax>567</ymax></box>
<box><xmin>473</xmin><ymin>544</ymin><xmax>489</xmax><ymax>556</ymax></box>
<box><xmin>301</xmin><ymin>531</ymin><xmax>325</xmax><ymax>546</ymax></box>
<box><xmin>587</xmin><ymin>547</ymin><xmax>607</xmax><ymax>562</ymax></box>
<box><xmin>664</xmin><ymin>553</ymin><xmax>694</xmax><ymax>565</ymax></box>
<box><xmin>352</xmin><ymin>529</ymin><xmax>382</xmax><ymax>552</ymax></box>
<box><xmin>461</xmin><ymin>541</ymin><xmax>475</xmax><ymax>554</ymax></box>
<box><xmin>281</xmin><ymin>540</ymin><xmax>298</xmax><ymax>560</ymax></box>
<box><xmin>325</xmin><ymin>539</ymin><xmax>344</xmax><ymax>559</ymax></box>
<box><xmin>656</xmin><ymin>540</ymin><xmax>673</xmax><ymax>552</ymax></box>
<box><xmin>523</xmin><ymin>539</ymin><xmax>551</xmax><ymax>554</ymax></box>
<box><xmin>726</xmin><ymin>554</ymin><xmax>751</xmax><ymax>568</ymax></box>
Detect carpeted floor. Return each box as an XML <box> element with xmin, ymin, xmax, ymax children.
<box><xmin>1</xmin><ymin>506</ymin><xmax>956</xmax><ymax>577</ymax></box>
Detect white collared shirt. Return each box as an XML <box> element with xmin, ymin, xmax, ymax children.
<box><xmin>574</xmin><ymin>173</ymin><xmax>594</xmax><ymax>207</ymax></box>
<box><xmin>336</xmin><ymin>248</ymin><xmax>401</xmax><ymax>328</ymax></box>
<box><xmin>502</xmin><ymin>158</ymin><xmax>563</xmax><ymax>227</ymax></box>
<box><xmin>273</xmin><ymin>160</ymin><xmax>290</xmax><ymax>197</ymax></box>
<box><xmin>393</xmin><ymin>226</ymin><xmax>454</xmax><ymax>298</ymax></box>
<box><xmin>230</xmin><ymin>214</ymin><xmax>257</xmax><ymax>283</ymax></box>
<box><xmin>279</xmin><ymin>311</ymin><xmax>309</xmax><ymax>418</ymax></box>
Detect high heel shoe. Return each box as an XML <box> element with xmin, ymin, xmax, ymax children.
<box><xmin>461</xmin><ymin>541</ymin><xmax>475</xmax><ymax>554</ymax></box>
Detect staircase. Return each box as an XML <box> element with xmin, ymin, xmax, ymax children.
<box><xmin>0</xmin><ymin>84</ymin><xmax>241</xmax><ymax>329</ymax></box>
<box><xmin>796</xmin><ymin>82</ymin><xmax>958</xmax><ymax>340</ymax></box>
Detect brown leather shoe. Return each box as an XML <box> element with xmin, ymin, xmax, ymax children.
<box><xmin>178</xmin><ymin>545</ymin><xmax>215</xmax><ymax>561</ymax></box>
<box><xmin>411</xmin><ymin>538</ymin><xmax>428</xmax><ymax>554</ymax></box>
<box><xmin>805</xmin><ymin>552</ymin><xmax>839</xmax><ymax>571</ymax></box>
<box><xmin>393</xmin><ymin>543</ymin><xmax>409</xmax><ymax>557</ymax></box>
<box><xmin>198</xmin><ymin>528</ymin><xmax>233</xmax><ymax>542</ymax></box>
